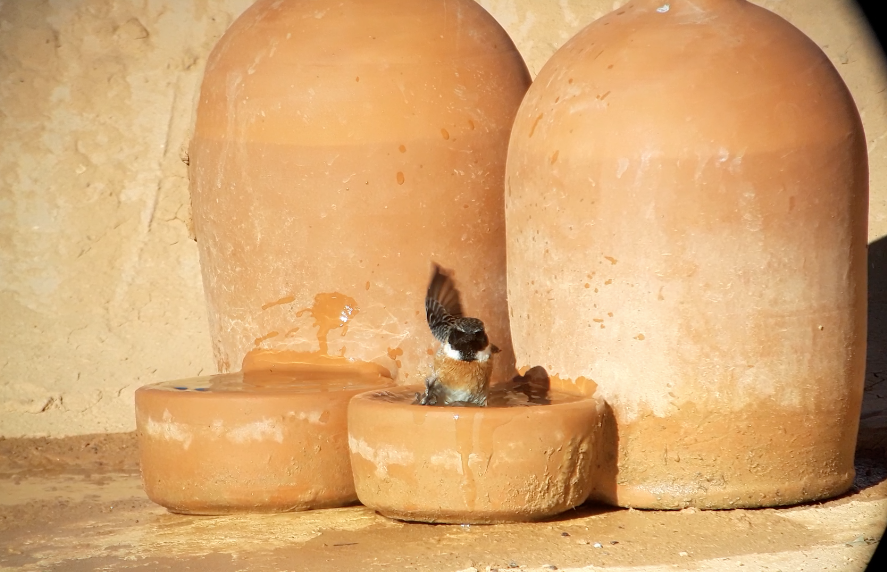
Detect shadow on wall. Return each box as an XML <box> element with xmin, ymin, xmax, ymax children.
<box><xmin>855</xmin><ymin>0</ymin><xmax>886</xmax><ymax>51</ymax></box>
<box><xmin>860</xmin><ymin>236</ymin><xmax>887</xmax><ymax>456</ymax></box>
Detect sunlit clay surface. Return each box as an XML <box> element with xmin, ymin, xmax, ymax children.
<box><xmin>136</xmin><ymin>360</ymin><xmax>393</xmax><ymax>515</ymax></box>
<box><xmin>348</xmin><ymin>379</ymin><xmax>604</xmax><ymax>524</ymax></box>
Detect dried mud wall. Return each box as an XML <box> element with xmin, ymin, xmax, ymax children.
<box><xmin>1</xmin><ymin>0</ymin><xmax>885</xmax><ymax>437</ymax></box>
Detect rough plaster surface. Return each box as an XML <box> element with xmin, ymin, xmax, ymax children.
<box><xmin>0</xmin><ymin>0</ymin><xmax>254</xmax><ymax>437</ymax></box>
<box><xmin>1</xmin><ymin>0</ymin><xmax>885</xmax><ymax>437</ymax></box>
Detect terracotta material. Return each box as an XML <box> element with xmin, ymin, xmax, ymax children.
<box><xmin>135</xmin><ymin>351</ymin><xmax>393</xmax><ymax>514</ymax></box>
<box><xmin>189</xmin><ymin>0</ymin><xmax>531</xmax><ymax>384</ymax></box>
<box><xmin>505</xmin><ymin>0</ymin><xmax>868</xmax><ymax>508</ymax></box>
<box><xmin>348</xmin><ymin>375</ymin><xmax>603</xmax><ymax>523</ymax></box>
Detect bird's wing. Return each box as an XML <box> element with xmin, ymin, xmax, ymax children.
<box><xmin>425</xmin><ymin>263</ymin><xmax>463</xmax><ymax>343</ymax></box>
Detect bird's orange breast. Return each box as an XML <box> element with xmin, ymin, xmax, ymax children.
<box><xmin>432</xmin><ymin>350</ymin><xmax>492</xmax><ymax>395</ymax></box>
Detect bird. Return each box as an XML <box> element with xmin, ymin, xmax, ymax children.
<box><xmin>415</xmin><ymin>263</ymin><xmax>497</xmax><ymax>407</ymax></box>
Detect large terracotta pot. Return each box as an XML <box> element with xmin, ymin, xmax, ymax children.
<box><xmin>505</xmin><ymin>0</ymin><xmax>867</xmax><ymax>509</ymax></box>
<box><xmin>189</xmin><ymin>0</ymin><xmax>530</xmax><ymax>381</ymax></box>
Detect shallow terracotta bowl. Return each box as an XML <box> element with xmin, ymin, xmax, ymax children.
<box><xmin>348</xmin><ymin>381</ymin><xmax>602</xmax><ymax>523</ymax></box>
<box><xmin>136</xmin><ymin>369</ymin><xmax>391</xmax><ymax>514</ymax></box>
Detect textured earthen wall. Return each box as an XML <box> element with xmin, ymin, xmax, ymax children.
<box><xmin>1</xmin><ymin>0</ymin><xmax>884</xmax><ymax>437</ymax></box>
<box><xmin>0</xmin><ymin>0</ymin><xmax>254</xmax><ymax>436</ymax></box>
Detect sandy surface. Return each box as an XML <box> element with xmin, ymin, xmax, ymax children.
<box><xmin>0</xmin><ymin>433</ymin><xmax>884</xmax><ymax>571</ymax></box>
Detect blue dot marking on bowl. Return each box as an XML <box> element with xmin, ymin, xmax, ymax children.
<box><xmin>174</xmin><ymin>386</ymin><xmax>188</xmax><ymax>391</ymax></box>
<box><xmin>194</xmin><ymin>387</ymin><xmax>210</xmax><ymax>392</ymax></box>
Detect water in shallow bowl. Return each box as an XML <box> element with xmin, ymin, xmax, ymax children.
<box><xmin>364</xmin><ymin>377</ymin><xmax>585</xmax><ymax>408</ymax></box>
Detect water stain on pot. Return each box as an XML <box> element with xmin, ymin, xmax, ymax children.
<box><xmin>254</xmin><ymin>331</ymin><xmax>280</xmax><ymax>346</ymax></box>
<box><xmin>296</xmin><ymin>293</ymin><xmax>359</xmax><ymax>355</ymax></box>
<box><xmin>261</xmin><ymin>295</ymin><xmax>296</xmax><ymax>310</ymax></box>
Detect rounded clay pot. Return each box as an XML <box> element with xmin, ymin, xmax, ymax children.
<box><xmin>505</xmin><ymin>0</ymin><xmax>867</xmax><ymax>509</ymax></box>
<box><xmin>135</xmin><ymin>352</ymin><xmax>393</xmax><ymax>514</ymax></box>
<box><xmin>189</xmin><ymin>0</ymin><xmax>530</xmax><ymax>382</ymax></box>
<box><xmin>348</xmin><ymin>377</ymin><xmax>603</xmax><ymax>523</ymax></box>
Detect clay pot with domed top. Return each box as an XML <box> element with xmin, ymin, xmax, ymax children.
<box><xmin>189</xmin><ymin>0</ymin><xmax>531</xmax><ymax>382</ymax></box>
<box><xmin>505</xmin><ymin>0</ymin><xmax>868</xmax><ymax>509</ymax></box>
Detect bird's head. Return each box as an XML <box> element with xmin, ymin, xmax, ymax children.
<box><xmin>447</xmin><ymin>318</ymin><xmax>490</xmax><ymax>361</ymax></box>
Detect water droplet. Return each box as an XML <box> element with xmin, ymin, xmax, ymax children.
<box><xmin>340</xmin><ymin>305</ymin><xmax>356</xmax><ymax>324</ymax></box>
